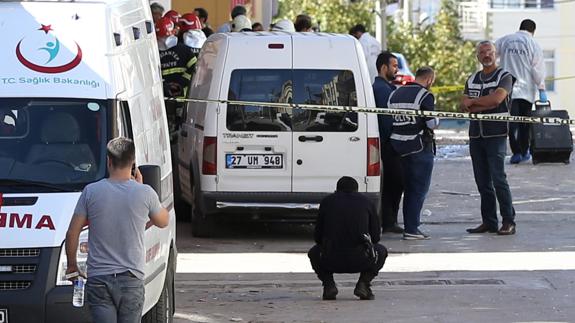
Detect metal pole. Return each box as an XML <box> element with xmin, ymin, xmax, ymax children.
<box><xmin>381</xmin><ymin>0</ymin><xmax>387</xmax><ymax>49</ymax></box>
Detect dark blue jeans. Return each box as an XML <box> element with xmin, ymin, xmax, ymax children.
<box><xmin>86</xmin><ymin>273</ymin><xmax>145</xmax><ymax>323</ymax></box>
<box><xmin>469</xmin><ymin>137</ymin><xmax>516</xmax><ymax>229</ymax></box>
<box><xmin>401</xmin><ymin>146</ymin><xmax>434</xmax><ymax>234</ymax></box>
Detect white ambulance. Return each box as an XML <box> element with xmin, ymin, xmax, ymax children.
<box><xmin>176</xmin><ymin>32</ymin><xmax>381</xmax><ymax>237</ymax></box>
<box><xmin>0</xmin><ymin>1</ymin><xmax>176</xmax><ymax>322</ymax></box>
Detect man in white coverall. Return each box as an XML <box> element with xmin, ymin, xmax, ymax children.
<box><xmin>350</xmin><ymin>24</ymin><xmax>382</xmax><ymax>83</ymax></box>
<box><xmin>495</xmin><ymin>19</ymin><xmax>547</xmax><ymax>164</ymax></box>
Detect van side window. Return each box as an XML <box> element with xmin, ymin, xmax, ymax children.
<box><xmin>227</xmin><ymin>69</ymin><xmax>293</xmax><ymax>132</ymax></box>
<box><xmin>291</xmin><ymin>70</ymin><xmax>358</xmax><ymax>132</ymax></box>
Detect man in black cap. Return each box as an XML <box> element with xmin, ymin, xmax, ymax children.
<box><xmin>308</xmin><ymin>176</ymin><xmax>388</xmax><ymax>300</ymax></box>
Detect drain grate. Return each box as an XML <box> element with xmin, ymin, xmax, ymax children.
<box><xmin>376</xmin><ymin>279</ymin><xmax>505</xmax><ymax>286</ymax></box>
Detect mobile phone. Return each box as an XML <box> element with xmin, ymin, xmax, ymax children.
<box><xmin>131</xmin><ymin>163</ymin><xmax>136</xmax><ymax>176</ymax></box>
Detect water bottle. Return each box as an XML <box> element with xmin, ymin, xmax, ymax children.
<box><xmin>72</xmin><ymin>277</ymin><xmax>85</xmax><ymax>307</ymax></box>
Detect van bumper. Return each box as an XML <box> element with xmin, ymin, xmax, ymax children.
<box><xmin>0</xmin><ymin>247</ymin><xmax>91</xmax><ymax>323</ymax></box>
<box><xmin>201</xmin><ymin>192</ymin><xmax>381</xmax><ymax>219</ymax></box>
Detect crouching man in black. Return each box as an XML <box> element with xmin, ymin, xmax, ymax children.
<box><xmin>308</xmin><ymin>176</ymin><xmax>388</xmax><ymax>300</ymax></box>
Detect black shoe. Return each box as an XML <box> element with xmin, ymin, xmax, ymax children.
<box><xmin>353</xmin><ymin>281</ymin><xmax>374</xmax><ymax>300</ymax></box>
<box><xmin>466</xmin><ymin>223</ymin><xmax>498</xmax><ymax>234</ymax></box>
<box><xmin>382</xmin><ymin>225</ymin><xmax>404</xmax><ymax>234</ymax></box>
<box><xmin>322</xmin><ymin>283</ymin><xmax>338</xmax><ymax>300</ymax></box>
<box><xmin>497</xmin><ymin>223</ymin><xmax>516</xmax><ymax>235</ymax></box>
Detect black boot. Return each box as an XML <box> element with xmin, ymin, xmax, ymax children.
<box><xmin>354</xmin><ymin>273</ymin><xmax>375</xmax><ymax>300</ymax></box>
<box><xmin>322</xmin><ymin>281</ymin><xmax>338</xmax><ymax>300</ymax></box>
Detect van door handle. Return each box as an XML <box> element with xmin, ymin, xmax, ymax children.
<box><xmin>298</xmin><ymin>135</ymin><xmax>323</xmax><ymax>142</ymax></box>
<box><xmin>180</xmin><ymin>129</ymin><xmax>188</xmax><ymax>137</ymax></box>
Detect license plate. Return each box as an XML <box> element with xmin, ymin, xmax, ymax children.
<box><xmin>0</xmin><ymin>309</ymin><xmax>7</xmax><ymax>323</ymax></box>
<box><xmin>226</xmin><ymin>154</ymin><xmax>283</xmax><ymax>169</ymax></box>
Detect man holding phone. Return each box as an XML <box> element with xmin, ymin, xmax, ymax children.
<box><xmin>65</xmin><ymin>137</ymin><xmax>169</xmax><ymax>323</ymax></box>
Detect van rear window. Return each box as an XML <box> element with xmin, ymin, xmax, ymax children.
<box><xmin>227</xmin><ymin>69</ymin><xmax>358</xmax><ymax>132</ymax></box>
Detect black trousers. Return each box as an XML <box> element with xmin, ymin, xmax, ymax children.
<box><xmin>509</xmin><ymin>99</ymin><xmax>533</xmax><ymax>155</ymax></box>
<box><xmin>308</xmin><ymin>244</ymin><xmax>388</xmax><ymax>285</ymax></box>
<box><xmin>381</xmin><ymin>140</ymin><xmax>404</xmax><ymax>228</ymax></box>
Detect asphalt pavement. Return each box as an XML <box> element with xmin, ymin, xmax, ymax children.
<box><xmin>172</xmin><ymin>128</ymin><xmax>575</xmax><ymax>323</ymax></box>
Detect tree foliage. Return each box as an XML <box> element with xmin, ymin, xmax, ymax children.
<box><xmin>277</xmin><ymin>0</ymin><xmax>376</xmax><ymax>34</ymax></box>
<box><xmin>387</xmin><ymin>0</ymin><xmax>477</xmax><ymax>111</ymax></box>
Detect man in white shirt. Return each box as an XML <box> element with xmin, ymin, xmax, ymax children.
<box><xmin>495</xmin><ymin>19</ymin><xmax>547</xmax><ymax>164</ymax></box>
<box><xmin>350</xmin><ymin>24</ymin><xmax>382</xmax><ymax>83</ymax></box>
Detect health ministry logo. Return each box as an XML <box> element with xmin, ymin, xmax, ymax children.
<box><xmin>16</xmin><ymin>24</ymin><xmax>83</xmax><ymax>74</ymax></box>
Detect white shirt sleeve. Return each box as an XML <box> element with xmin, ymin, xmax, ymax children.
<box><xmin>531</xmin><ymin>40</ymin><xmax>546</xmax><ymax>90</ymax></box>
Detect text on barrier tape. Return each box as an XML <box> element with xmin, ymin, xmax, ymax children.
<box><xmin>167</xmin><ymin>97</ymin><xmax>575</xmax><ymax>126</ymax></box>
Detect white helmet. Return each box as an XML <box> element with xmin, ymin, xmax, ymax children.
<box><xmin>271</xmin><ymin>19</ymin><xmax>295</xmax><ymax>32</ymax></box>
<box><xmin>231</xmin><ymin>15</ymin><xmax>252</xmax><ymax>32</ymax></box>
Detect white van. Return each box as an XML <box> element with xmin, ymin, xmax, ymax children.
<box><xmin>176</xmin><ymin>32</ymin><xmax>381</xmax><ymax>237</ymax></box>
<box><xmin>0</xmin><ymin>1</ymin><xmax>176</xmax><ymax>322</ymax></box>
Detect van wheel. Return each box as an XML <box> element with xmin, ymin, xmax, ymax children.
<box><xmin>191</xmin><ymin>184</ymin><xmax>215</xmax><ymax>237</ymax></box>
<box><xmin>142</xmin><ymin>250</ymin><xmax>175</xmax><ymax>323</ymax></box>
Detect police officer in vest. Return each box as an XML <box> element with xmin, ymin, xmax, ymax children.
<box><xmin>388</xmin><ymin>67</ymin><xmax>438</xmax><ymax>240</ymax></box>
<box><xmin>461</xmin><ymin>41</ymin><xmax>517</xmax><ymax>235</ymax></box>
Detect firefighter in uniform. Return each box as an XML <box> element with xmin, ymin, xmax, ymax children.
<box><xmin>155</xmin><ymin>17</ymin><xmax>195</xmax><ymax>141</ymax></box>
<box><xmin>461</xmin><ymin>41</ymin><xmax>517</xmax><ymax>235</ymax></box>
<box><xmin>388</xmin><ymin>67</ymin><xmax>438</xmax><ymax>240</ymax></box>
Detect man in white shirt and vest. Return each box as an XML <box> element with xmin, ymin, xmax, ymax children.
<box><xmin>495</xmin><ymin>19</ymin><xmax>547</xmax><ymax>164</ymax></box>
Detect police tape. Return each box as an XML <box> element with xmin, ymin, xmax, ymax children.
<box><xmin>431</xmin><ymin>75</ymin><xmax>575</xmax><ymax>94</ymax></box>
<box><xmin>166</xmin><ymin>97</ymin><xmax>575</xmax><ymax>126</ymax></box>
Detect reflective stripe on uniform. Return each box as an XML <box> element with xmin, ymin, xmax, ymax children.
<box><xmin>186</xmin><ymin>56</ymin><xmax>198</xmax><ymax>69</ymax></box>
<box><xmin>162</xmin><ymin>67</ymin><xmax>187</xmax><ymax>76</ymax></box>
<box><xmin>390</xmin><ymin>131</ymin><xmax>423</xmax><ymax>141</ymax></box>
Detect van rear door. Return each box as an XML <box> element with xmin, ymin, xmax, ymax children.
<box><xmin>291</xmin><ymin>35</ymin><xmax>368</xmax><ymax>192</ymax></box>
<box><xmin>216</xmin><ymin>36</ymin><xmax>293</xmax><ymax>192</ymax></box>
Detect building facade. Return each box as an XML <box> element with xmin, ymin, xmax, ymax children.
<box><xmin>459</xmin><ymin>0</ymin><xmax>575</xmax><ymax>115</ymax></box>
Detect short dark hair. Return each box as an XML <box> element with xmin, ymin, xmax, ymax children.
<box><xmin>252</xmin><ymin>22</ymin><xmax>263</xmax><ymax>30</ymax></box>
<box><xmin>415</xmin><ymin>66</ymin><xmax>435</xmax><ymax>79</ymax></box>
<box><xmin>519</xmin><ymin>19</ymin><xmax>536</xmax><ymax>33</ymax></box>
<box><xmin>349</xmin><ymin>24</ymin><xmax>367</xmax><ymax>35</ymax></box>
<box><xmin>294</xmin><ymin>14</ymin><xmax>312</xmax><ymax>32</ymax></box>
<box><xmin>336</xmin><ymin>176</ymin><xmax>359</xmax><ymax>193</ymax></box>
<box><xmin>150</xmin><ymin>2</ymin><xmax>164</xmax><ymax>13</ymax></box>
<box><xmin>194</xmin><ymin>7</ymin><xmax>208</xmax><ymax>21</ymax></box>
<box><xmin>107</xmin><ymin>137</ymin><xmax>135</xmax><ymax>169</ymax></box>
<box><xmin>376</xmin><ymin>51</ymin><xmax>397</xmax><ymax>74</ymax></box>
<box><xmin>231</xmin><ymin>5</ymin><xmax>246</xmax><ymax>19</ymax></box>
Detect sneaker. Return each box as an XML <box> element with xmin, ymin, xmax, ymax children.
<box><xmin>520</xmin><ymin>152</ymin><xmax>531</xmax><ymax>163</ymax></box>
<box><xmin>510</xmin><ymin>153</ymin><xmax>522</xmax><ymax>164</ymax></box>
<box><xmin>403</xmin><ymin>230</ymin><xmax>430</xmax><ymax>240</ymax></box>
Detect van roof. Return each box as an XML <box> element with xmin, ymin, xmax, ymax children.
<box><xmin>216</xmin><ymin>31</ymin><xmax>356</xmax><ymax>40</ymax></box>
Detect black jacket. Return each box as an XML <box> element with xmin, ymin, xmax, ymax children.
<box><xmin>314</xmin><ymin>192</ymin><xmax>381</xmax><ymax>250</ymax></box>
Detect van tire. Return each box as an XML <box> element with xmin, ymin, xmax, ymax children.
<box><xmin>142</xmin><ymin>250</ymin><xmax>175</xmax><ymax>323</ymax></box>
<box><xmin>191</xmin><ymin>184</ymin><xmax>215</xmax><ymax>237</ymax></box>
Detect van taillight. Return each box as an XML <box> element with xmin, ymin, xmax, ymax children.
<box><xmin>367</xmin><ymin>137</ymin><xmax>380</xmax><ymax>176</ymax></box>
<box><xmin>202</xmin><ymin>137</ymin><xmax>217</xmax><ymax>175</ymax></box>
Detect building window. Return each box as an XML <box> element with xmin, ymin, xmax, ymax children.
<box><xmin>490</xmin><ymin>0</ymin><xmax>553</xmax><ymax>8</ymax></box>
<box><xmin>544</xmin><ymin>50</ymin><xmax>555</xmax><ymax>91</ymax></box>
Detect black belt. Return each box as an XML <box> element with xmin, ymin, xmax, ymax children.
<box><xmin>112</xmin><ymin>271</ymin><xmax>136</xmax><ymax>278</ymax></box>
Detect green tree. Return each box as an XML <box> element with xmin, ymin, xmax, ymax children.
<box><xmin>277</xmin><ymin>0</ymin><xmax>376</xmax><ymax>34</ymax></box>
<box><xmin>388</xmin><ymin>0</ymin><xmax>477</xmax><ymax>111</ymax></box>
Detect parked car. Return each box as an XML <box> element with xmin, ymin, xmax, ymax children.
<box><xmin>392</xmin><ymin>52</ymin><xmax>415</xmax><ymax>86</ymax></box>
<box><xmin>176</xmin><ymin>32</ymin><xmax>382</xmax><ymax>237</ymax></box>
